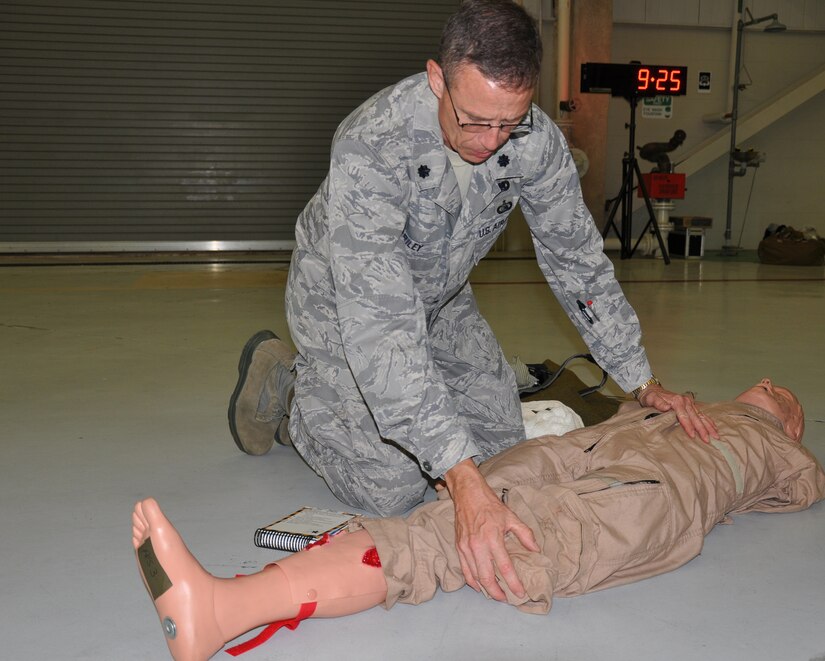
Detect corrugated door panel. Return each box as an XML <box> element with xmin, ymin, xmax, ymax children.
<box><xmin>0</xmin><ymin>0</ymin><xmax>457</xmax><ymax>250</ymax></box>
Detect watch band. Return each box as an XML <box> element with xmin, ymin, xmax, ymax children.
<box><xmin>632</xmin><ymin>376</ymin><xmax>661</xmax><ymax>400</ymax></box>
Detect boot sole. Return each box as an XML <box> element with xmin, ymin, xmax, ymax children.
<box><xmin>228</xmin><ymin>330</ymin><xmax>278</xmax><ymax>453</ymax></box>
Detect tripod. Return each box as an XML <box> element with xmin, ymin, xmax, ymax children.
<box><xmin>602</xmin><ymin>95</ymin><xmax>670</xmax><ymax>264</ymax></box>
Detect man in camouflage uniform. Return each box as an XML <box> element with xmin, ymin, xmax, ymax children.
<box><xmin>228</xmin><ymin>0</ymin><xmax>716</xmax><ymax>601</ymax></box>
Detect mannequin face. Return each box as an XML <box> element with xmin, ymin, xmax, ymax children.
<box><xmin>426</xmin><ymin>59</ymin><xmax>533</xmax><ymax>165</ymax></box>
<box><xmin>735</xmin><ymin>378</ymin><xmax>804</xmax><ymax>441</ymax></box>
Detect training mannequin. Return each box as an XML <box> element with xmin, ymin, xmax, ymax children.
<box><xmin>135</xmin><ymin>379</ymin><xmax>823</xmax><ymax>661</ymax></box>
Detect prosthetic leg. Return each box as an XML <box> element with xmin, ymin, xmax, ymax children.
<box><xmin>132</xmin><ymin>498</ymin><xmax>387</xmax><ymax>661</ymax></box>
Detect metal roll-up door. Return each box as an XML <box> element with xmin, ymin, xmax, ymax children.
<box><xmin>0</xmin><ymin>1</ymin><xmax>457</xmax><ymax>252</ymax></box>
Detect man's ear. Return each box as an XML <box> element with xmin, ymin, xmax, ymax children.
<box><xmin>787</xmin><ymin>417</ymin><xmax>804</xmax><ymax>442</ymax></box>
<box><xmin>426</xmin><ymin>59</ymin><xmax>445</xmax><ymax>99</ymax></box>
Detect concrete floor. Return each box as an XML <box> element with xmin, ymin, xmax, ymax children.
<box><xmin>1</xmin><ymin>252</ymin><xmax>824</xmax><ymax>661</ymax></box>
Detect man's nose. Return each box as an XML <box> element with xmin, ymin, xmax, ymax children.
<box><xmin>480</xmin><ymin>128</ymin><xmax>507</xmax><ymax>151</ymax></box>
<box><xmin>761</xmin><ymin>378</ymin><xmax>773</xmax><ymax>389</ymax></box>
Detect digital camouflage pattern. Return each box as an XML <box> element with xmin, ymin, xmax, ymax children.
<box><xmin>285</xmin><ymin>73</ymin><xmax>652</xmax><ymax>515</ymax></box>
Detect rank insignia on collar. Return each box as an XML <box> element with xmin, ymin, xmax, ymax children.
<box><xmin>497</xmin><ymin>154</ymin><xmax>510</xmax><ymax>167</ymax></box>
<box><xmin>417</xmin><ymin>164</ymin><xmax>430</xmax><ymax>179</ymax></box>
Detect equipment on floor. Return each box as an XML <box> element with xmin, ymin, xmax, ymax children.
<box><xmin>515</xmin><ymin>353</ymin><xmax>620</xmax><ymax>427</ymax></box>
<box><xmin>758</xmin><ymin>225</ymin><xmax>825</xmax><ymax>265</ymax></box>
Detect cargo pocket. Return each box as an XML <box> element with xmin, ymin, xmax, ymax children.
<box><xmin>567</xmin><ymin>465</ymin><xmax>663</xmax><ymax>496</ymax></box>
<box><xmin>562</xmin><ymin>465</ymin><xmax>676</xmax><ymax>587</ymax></box>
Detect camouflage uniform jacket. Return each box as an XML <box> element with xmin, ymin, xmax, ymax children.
<box><xmin>286</xmin><ymin>72</ymin><xmax>651</xmax><ymax>479</ymax></box>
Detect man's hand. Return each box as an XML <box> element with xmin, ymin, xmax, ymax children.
<box><xmin>443</xmin><ymin>458</ymin><xmax>540</xmax><ymax>602</ymax></box>
<box><xmin>637</xmin><ymin>385</ymin><xmax>719</xmax><ymax>443</ymax></box>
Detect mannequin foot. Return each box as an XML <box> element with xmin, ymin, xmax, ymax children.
<box><xmin>132</xmin><ymin>498</ymin><xmax>226</xmax><ymax>661</ymax></box>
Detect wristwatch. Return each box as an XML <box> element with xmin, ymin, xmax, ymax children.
<box><xmin>631</xmin><ymin>376</ymin><xmax>661</xmax><ymax>400</ymax></box>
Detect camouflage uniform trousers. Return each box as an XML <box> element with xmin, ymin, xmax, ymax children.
<box><xmin>288</xmin><ymin>285</ymin><xmax>526</xmax><ymax>516</ymax></box>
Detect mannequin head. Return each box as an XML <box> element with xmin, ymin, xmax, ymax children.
<box><xmin>735</xmin><ymin>378</ymin><xmax>804</xmax><ymax>441</ymax></box>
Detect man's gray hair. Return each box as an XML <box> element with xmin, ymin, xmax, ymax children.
<box><xmin>438</xmin><ymin>0</ymin><xmax>542</xmax><ymax>90</ymax></box>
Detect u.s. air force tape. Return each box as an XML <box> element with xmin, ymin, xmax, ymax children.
<box><xmin>138</xmin><ymin>537</ymin><xmax>172</xmax><ymax>600</ymax></box>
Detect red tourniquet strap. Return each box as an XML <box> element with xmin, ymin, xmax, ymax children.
<box><xmin>304</xmin><ymin>532</ymin><xmax>331</xmax><ymax>550</ymax></box>
<box><xmin>226</xmin><ymin>534</ymin><xmax>330</xmax><ymax>655</ymax></box>
<box><xmin>225</xmin><ymin>601</ymin><xmax>317</xmax><ymax>656</ymax></box>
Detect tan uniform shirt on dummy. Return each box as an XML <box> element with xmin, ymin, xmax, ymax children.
<box><xmin>360</xmin><ymin>401</ymin><xmax>825</xmax><ymax>613</ymax></box>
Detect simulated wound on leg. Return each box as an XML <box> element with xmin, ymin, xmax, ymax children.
<box><xmin>227</xmin><ymin>534</ymin><xmax>386</xmax><ymax>656</ymax></box>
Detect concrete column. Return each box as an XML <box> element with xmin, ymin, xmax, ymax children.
<box><xmin>497</xmin><ymin>0</ymin><xmax>613</xmax><ymax>252</ymax></box>
<box><xmin>571</xmin><ymin>0</ymin><xmax>612</xmax><ymax>231</ymax></box>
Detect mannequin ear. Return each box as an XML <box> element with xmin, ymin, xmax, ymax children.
<box><xmin>787</xmin><ymin>418</ymin><xmax>804</xmax><ymax>442</ymax></box>
<box><xmin>426</xmin><ymin>59</ymin><xmax>446</xmax><ymax>98</ymax></box>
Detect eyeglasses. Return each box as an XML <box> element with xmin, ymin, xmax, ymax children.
<box><xmin>444</xmin><ymin>83</ymin><xmax>533</xmax><ymax>134</ymax></box>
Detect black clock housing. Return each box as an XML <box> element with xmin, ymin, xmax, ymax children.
<box><xmin>581</xmin><ymin>62</ymin><xmax>688</xmax><ymax>99</ymax></box>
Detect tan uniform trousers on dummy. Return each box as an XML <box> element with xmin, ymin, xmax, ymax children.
<box><xmin>361</xmin><ymin>402</ymin><xmax>825</xmax><ymax>613</ymax></box>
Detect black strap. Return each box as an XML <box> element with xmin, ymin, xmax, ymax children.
<box><xmin>521</xmin><ymin>353</ymin><xmax>608</xmax><ymax>397</ymax></box>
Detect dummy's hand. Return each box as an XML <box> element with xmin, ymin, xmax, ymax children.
<box><xmin>637</xmin><ymin>385</ymin><xmax>719</xmax><ymax>443</ymax></box>
<box><xmin>443</xmin><ymin>458</ymin><xmax>540</xmax><ymax>602</ymax></box>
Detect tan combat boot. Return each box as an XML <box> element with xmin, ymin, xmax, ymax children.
<box><xmin>228</xmin><ymin>330</ymin><xmax>295</xmax><ymax>455</ymax></box>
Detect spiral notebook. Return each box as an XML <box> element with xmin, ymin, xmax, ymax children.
<box><xmin>253</xmin><ymin>506</ymin><xmax>357</xmax><ymax>552</ymax></box>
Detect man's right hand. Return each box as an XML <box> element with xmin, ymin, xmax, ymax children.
<box><xmin>443</xmin><ymin>458</ymin><xmax>540</xmax><ymax>602</ymax></box>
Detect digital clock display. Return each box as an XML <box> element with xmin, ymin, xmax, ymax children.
<box><xmin>581</xmin><ymin>62</ymin><xmax>688</xmax><ymax>99</ymax></box>
<box><xmin>634</xmin><ymin>66</ymin><xmax>687</xmax><ymax>95</ymax></box>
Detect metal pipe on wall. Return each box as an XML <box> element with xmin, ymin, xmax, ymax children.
<box><xmin>556</xmin><ymin>0</ymin><xmax>572</xmax><ymax>119</ymax></box>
